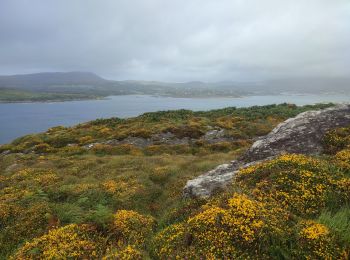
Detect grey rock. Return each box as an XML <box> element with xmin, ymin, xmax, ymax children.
<box><xmin>183</xmin><ymin>162</ymin><xmax>237</xmax><ymax>198</ymax></box>
<box><xmin>183</xmin><ymin>158</ymin><xmax>273</xmax><ymax>198</ymax></box>
<box><xmin>183</xmin><ymin>104</ymin><xmax>350</xmax><ymax>198</ymax></box>
<box><xmin>243</xmin><ymin>104</ymin><xmax>350</xmax><ymax>162</ymax></box>
<box><xmin>151</xmin><ymin>132</ymin><xmax>191</xmax><ymax>145</ymax></box>
<box><xmin>84</xmin><ymin>129</ymin><xmax>236</xmax><ymax>150</ymax></box>
<box><xmin>83</xmin><ymin>142</ymin><xmax>100</xmax><ymax>149</ymax></box>
<box><xmin>118</xmin><ymin>137</ymin><xmax>153</xmax><ymax>147</ymax></box>
<box><xmin>1</xmin><ymin>150</ymin><xmax>11</xmax><ymax>156</ymax></box>
<box><xmin>201</xmin><ymin>129</ymin><xmax>234</xmax><ymax>144</ymax></box>
<box><xmin>5</xmin><ymin>163</ymin><xmax>21</xmax><ymax>173</ymax></box>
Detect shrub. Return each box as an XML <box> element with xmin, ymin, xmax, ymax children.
<box><xmin>33</xmin><ymin>143</ymin><xmax>53</xmax><ymax>153</ymax></box>
<box><xmin>102</xmin><ymin>245</ymin><xmax>143</xmax><ymax>260</ymax></box>
<box><xmin>295</xmin><ymin>220</ymin><xmax>342</xmax><ymax>259</ymax></box>
<box><xmin>323</xmin><ymin>126</ymin><xmax>350</xmax><ymax>154</ymax></box>
<box><xmin>112</xmin><ymin>210</ymin><xmax>155</xmax><ymax>246</ymax></box>
<box><xmin>130</xmin><ymin>129</ymin><xmax>153</xmax><ymax>138</ymax></box>
<box><xmin>46</xmin><ymin>134</ymin><xmax>77</xmax><ymax>148</ymax></box>
<box><xmin>0</xmin><ymin>202</ymin><xmax>51</xmax><ymax>258</ymax></box>
<box><xmin>237</xmin><ymin>154</ymin><xmax>343</xmax><ymax>216</ymax></box>
<box><xmin>153</xmin><ymin>193</ymin><xmax>288</xmax><ymax>259</ymax></box>
<box><xmin>165</xmin><ymin>125</ymin><xmax>204</xmax><ymax>139</ymax></box>
<box><xmin>11</xmin><ymin>224</ymin><xmax>103</xmax><ymax>259</ymax></box>
<box><xmin>335</xmin><ymin>149</ymin><xmax>350</xmax><ymax>172</ymax></box>
<box><xmin>78</xmin><ymin>135</ymin><xmax>94</xmax><ymax>144</ymax></box>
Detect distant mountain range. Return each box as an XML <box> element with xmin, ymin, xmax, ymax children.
<box><xmin>0</xmin><ymin>71</ymin><xmax>349</xmax><ymax>102</ymax></box>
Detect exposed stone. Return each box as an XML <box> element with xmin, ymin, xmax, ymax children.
<box><xmin>5</xmin><ymin>163</ymin><xmax>21</xmax><ymax>173</ymax></box>
<box><xmin>183</xmin><ymin>158</ymin><xmax>273</xmax><ymax>198</ymax></box>
<box><xmin>83</xmin><ymin>142</ymin><xmax>100</xmax><ymax>149</ymax></box>
<box><xmin>84</xmin><ymin>129</ymin><xmax>235</xmax><ymax>149</ymax></box>
<box><xmin>1</xmin><ymin>150</ymin><xmax>11</xmax><ymax>156</ymax></box>
<box><xmin>183</xmin><ymin>104</ymin><xmax>350</xmax><ymax>198</ymax></box>
<box><xmin>243</xmin><ymin>104</ymin><xmax>350</xmax><ymax>162</ymax></box>
<box><xmin>201</xmin><ymin>129</ymin><xmax>234</xmax><ymax>144</ymax></box>
<box><xmin>152</xmin><ymin>132</ymin><xmax>191</xmax><ymax>145</ymax></box>
<box><xmin>108</xmin><ymin>137</ymin><xmax>153</xmax><ymax>147</ymax></box>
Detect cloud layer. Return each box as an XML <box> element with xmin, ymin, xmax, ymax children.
<box><xmin>0</xmin><ymin>0</ymin><xmax>349</xmax><ymax>81</ymax></box>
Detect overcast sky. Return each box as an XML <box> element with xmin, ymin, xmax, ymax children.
<box><xmin>0</xmin><ymin>0</ymin><xmax>349</xmax><ymax>81</ymax></box>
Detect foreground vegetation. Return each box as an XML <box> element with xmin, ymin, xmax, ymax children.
<box><xmin>1</xmin><ymin>103</ymin><xmax>349</xmax><ymax>259</ymax></box>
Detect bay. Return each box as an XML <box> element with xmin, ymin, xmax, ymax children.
<box><xmin>0</xmin><ymin>93</ymin><xmax>349</xmax><ymax>144</ymax></box>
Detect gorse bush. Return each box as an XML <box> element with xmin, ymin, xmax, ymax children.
<box><xmin>296</xmin><ymin>220</ymin><xmax>343</xmax><ymax>259</ymax></box>
<box><xmin>112</xmin><ymin>210</ymin><xmax>155</xmax><ymax>246</ymax></box>
<box><xmin>12</xmin><ymin>224</ymin><xmax>104</xmax><ymax>259</ymax></box>
<box><xmin>153</xmin><ymin>193</ymin><xmax>290</xmax><ymax>259</ymax></box>
<box><xmin>236</xmin><ymin>154</ymin><xmax>346</xmax><ymax>216</ymax></box>
<box><xmin>102</xmin><ymin>245</ymin><xmax>143</xmax><ymax>260</ymax></box>
<box><xmin>323</xmin><ymin>126</ymin><xmax>350</xmax><ymax>154</ymax></box>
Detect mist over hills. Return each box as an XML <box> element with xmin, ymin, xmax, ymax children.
<box><xmin>0</xmin><ymin>71</ymin><xmax>349</xmax><ymax>102</ymax></box>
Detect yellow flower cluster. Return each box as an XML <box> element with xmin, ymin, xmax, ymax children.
<box><xmin>78</xmin><ymin>135</ymin><xmax>94</xmax><ymax>144</ymax></box>
<box><xmin>113</xmin><ymin>210</ymin><xmax>155</xmax><ymax>246</ymax></box>
<box><xmin>7</xmin><ymin>168</ymin><xmax>59</xmax><ymax>187</ymax></box>
<box><xmin>71</xmin><ymin>183</ymin><xmax>98</xmax><ymax>194</ymax></box>
<box><xmin>103</xmin><ymin>179</ymin><xmax>119</xmax><ymax>193</ymax></box>
<box><xmin>12</xmin><ymin>224</ymin><xmax>103</xmax><ymax>259</ymax></box>
<box><xmin>335</xmin><ymin>149</ymin><xmax>350</xmax><ymax>171</ymax></box>
<box><xmin>299</xmin><ymin>220</ymin><xmax>329</xmax><ymax>240</ymax></box>
<box><xmin>153</xmin><ymin>223</ymin><xmax>187</xmax><ymax>257</ymax></box>
<box><xmin>153</xmin><ymin>193</ymin><xmax>286</xmax><ymax>258</ymax></box>
<box><xmin>33</xmin><ymin>172</ymin><xmax>59</xmax><ymax>186</ymax></box>
<box><xmin>336</xmin><ymin>178</ymin><xmax>350</xmax><ymax>202</ymax></box>
<box><xmin>102</xmin><ymin>179</ymin><xmax>142</xmax><ymax>199</ymax></box>
<box><xmin>297</xmin><ymin>220</ymin><xmax>341</xmax><ymax>259</ymax></box>
<box><xmin>237</xmin><ymin>154</ymin><xmax>336</xmax><ymax>216</ymax></box>
<box><xmin>102</xmin><ymin>245</ymin><xmax>142</xmax><ymax>260</ymax></box>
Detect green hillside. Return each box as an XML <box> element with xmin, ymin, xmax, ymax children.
<box><xmin>1</xmin><ymin>103</ymin><xmax>349</xmax><ymax>259</ymax></box>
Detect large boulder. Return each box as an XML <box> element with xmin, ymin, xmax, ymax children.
<box><xmin>183</xmin><ymin>104</ymin><xmax>350</xmax><ymax>198</ymax></box>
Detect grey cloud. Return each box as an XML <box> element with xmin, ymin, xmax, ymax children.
<box><xmin>0</xmin><ymin>0</ymin><xmax>349</xmax><ymax>81</ymax></box>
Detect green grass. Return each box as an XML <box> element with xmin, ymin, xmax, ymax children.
<box><xmin>319</xmin><ymin>206</ymin><xmax>350</xmax><ymax>245</ymax></box>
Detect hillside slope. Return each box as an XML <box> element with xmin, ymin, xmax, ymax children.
<box><xmin>1</xmin><ymin>103</ymin><xmax>349</xmax><ymax>259</ymax></box>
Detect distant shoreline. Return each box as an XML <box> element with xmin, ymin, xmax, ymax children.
<box><xmin>0</xmin><ymin>91</ymin><xmax>349</xmax><ymax>104</ymax></box>
<box><xmin>0</xmin><ymin>94</ymin><xmax>244</xmax><ymax>103</ymax></box>
<box><xmin>0</xmin><ymin>96</ymin><xmax>107</xmax><ymax>104</ymax></box>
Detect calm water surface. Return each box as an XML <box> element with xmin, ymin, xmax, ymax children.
<box><xmin>0</xmin><ymin>94</ymin><xmax>349</xmax><ymax>144</ymax></box>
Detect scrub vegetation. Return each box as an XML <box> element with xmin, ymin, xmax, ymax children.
<box><xmin>1</xmin><ymin>103</ymin><xmax>349</xmax><ymax>259</ymax></box>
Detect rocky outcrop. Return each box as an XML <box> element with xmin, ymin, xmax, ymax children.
<box><xmin>183</xmin><ymin>104</ymin><xmax>350</xmax><ymax>198</ymax></box>
<box><xmin>183</xmin><ymin>158</ymin><xmax>272</xmax><ymax>198</ymax></box>
<box><xmin>84</xmin><ymin>129</ymin><xmax>234</xmax><ymax>149</ymax></box>
<box><xmin>243</xmin><ymin>104</ymin><xmax>350</xmax><ymax>162</ymax></box>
